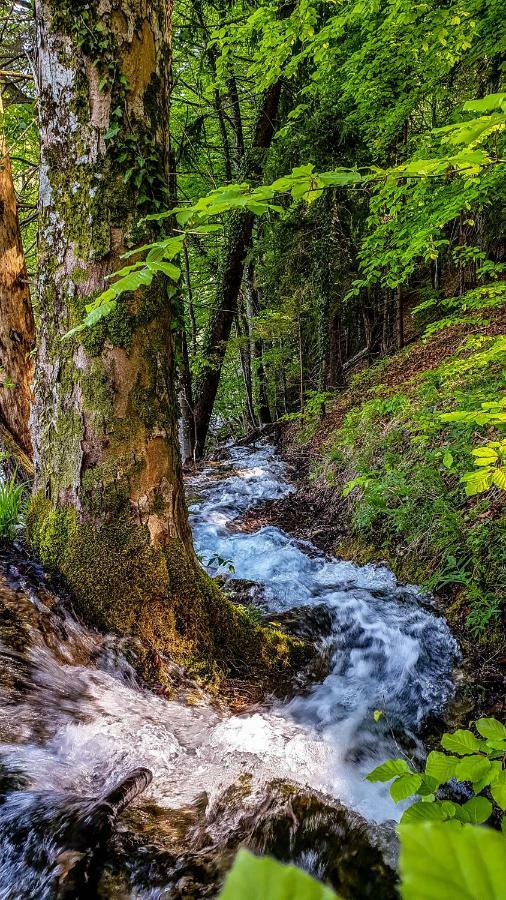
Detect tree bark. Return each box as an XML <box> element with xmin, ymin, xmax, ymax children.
<box><xmin>193</xmin><ymin>80</ymin><xmax>282</xmax><ymax>457</ymax></box>
<box><xmin>28</xmin><ymin>0</ymin><xmax>268</xmax><ymax>671</ymax></box>
<box><xmin>235</xmin><ymin>299</ymin><xmax>256</xmax><ymax>429</ymax></box>
<box><xmin>326</xmin><ymin>305</ymin><xmax>345</xmax><ymax>389</ymax></box>
<box><xmin>0</xmin><ymin>89</ymin><xmax>35</xmax><ymax>456</ymax></box>
<box><xmin>245</xmin><ymin>260</ymin><xmax>271</xmax><ymax>424</ymax></box>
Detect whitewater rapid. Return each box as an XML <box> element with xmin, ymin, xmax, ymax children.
<box><xmin>0</xmin><ymin>442</ymin><xmax>458</xmax><ymax>896</ymax></box>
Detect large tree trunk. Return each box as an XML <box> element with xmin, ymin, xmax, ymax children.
<box><xmin>193</xmin><ymin>81</ymin><xmax>282</xmax><ymax>457</ymax></box>
<box><xmin>28</xmin><ymin>0</ymin><xmax>277</xmax><ymax>674</ymax></box>
<box><xmin>0</xmin><ymin>91</ymin><xmax>35</xmax><ymax>456</ymax></box>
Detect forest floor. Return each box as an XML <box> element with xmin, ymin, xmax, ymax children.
<box><xmin>236</xmin><ymin>308</ymin><xmax>506</xmax><ymax>728</ymax></box>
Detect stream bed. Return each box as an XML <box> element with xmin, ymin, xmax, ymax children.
<box><xmin>0</xmin><ymin>443</ymin><xmax>458</xmax><ymax>897</ymax></box>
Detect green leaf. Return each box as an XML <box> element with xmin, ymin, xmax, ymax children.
<box><xmin>217</xmin><ymin>850</ymin><xmax>338</xmax><ymax>900</ymax></box>
<box><xmin>486</xmin><ymin>740</ymin><xmax>506</xmax><ymax>752</ymax></box>
<box><xmin>453</xmin><ymin>796</ymin><xmax>493</xmax><ymax>824</ymax></box>
<box><xmin>491</xmin><ymin>772</ymin><xmax>506</xmax><ymax>811</ymax></box>
<box><xmin>471</xmin><ymin>447</ymin><xmax>499</xmax><ymax>460</ymax></box>
<box><xmin>476</xmin><ymin>719</ymin><xmax>506</xmax><ymax>741</ymax></box>
<box><xmin>399</xmin><ymin>822</ymin><xmax>506</xmax><ymax>899</ymax></box>
<box><xmin>390</xmin><ymin>774</ymin><xmax>423</xmax><ymax>802</ymax></box>
<box><xmin>492</xmin><ymin>468</ymin><xmax>506</xmax><ymax>490</ymax></box>
<box><xmin>146</xmin><ymin>260</ymin><xmax>181</xmax><ymax>280</ymax></box>
<box><xmin>442</xmin><ymin>451</ymin><xmax>454</xmax><ymax>469</ymax></box>
<box><xmin>373</xmin><ymin>709</ymin><xmax>384</xmax><ymax>722</ymax></box>
<box><xmin>455</xmin><ymin>755</ymin><xmax>491</xmax><ymax>784</ymax></box>
<box><xmin>463</xmin><ymin>93</ymin><xmax>506</xmax><ymax>114</ymax></box>
<box><xmin>417</xmin><ymin>775</ymin><xmax>440</xmax><ymax>797</ymax></box>
<box><xmin>425</xmin><ymin>751</ymin><xmax>459</xmax><ymax>785</ymax></box>
<box><xmin>366</xmin><ymin>758</ymin><xmax>412</xmax><ymax>783</ymax></box>
<box><xmin>190</xmin><ymin>224</ymin><xmax>224</xmax><ymax>234</ymax></box>
<box><xmin>401</xmin><ymin>800</ymin><xmax>456</xmax><ymax>824</ymax></box>
<box><xmin>441</xmin><ymin>730</ymin><xmax>486</xmax><ymax>755</ymax></box>
<box><xmin>474</xmin><ymin>761</ymin><xmax>503</xmax><ymax>793</ymax></box>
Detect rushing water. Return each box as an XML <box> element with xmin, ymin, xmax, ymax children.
<box><xmin>0</xmin><ymin>443</ymin><xmax>458</xmax><ymax>897</ymax></box>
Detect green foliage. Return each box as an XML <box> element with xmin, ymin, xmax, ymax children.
<box><xmin>0</xmin><ymin>474</ymin><xmax>26</xmax><ymax>541</ymax></box>
<box><xmin>414</xmin><ymin>283</ymin><xmax>506</xmax><ymax>338</ymax></box>
<box><xmin>70</xmin><ymin>91</ymin><xmax>504</xmax><ymax>342</ymax></box>
<box><xmin>218</xmin><ymin>821</ymin><xmax>506</xmax><ymax>900</ymax></box>
<box><xmin>218</xmin><ymin>850</ymin><xmax>337</xmax><ymax>900</ymax></box>
<box><xmin>366</xmin><ymin>718</ymin><xmax>506</xmax><ymax>827</ymax></box>
<box><xmin>323</xmin><ymin>327</ymin><xmax>506</xmax><ymax>636</ymax></box>
<box><xmin>399</xmin><ymin>822</ymin><xmax>506</xmax><ymax>900</ymax></box>
<box><xmin>460</xmin><ymin>441</ymin><xmax>506</xmax><ymax>496</ymax></box>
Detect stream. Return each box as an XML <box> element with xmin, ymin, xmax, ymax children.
<box><xmin>0</xmin><ymin>443</ymin><xmax>458</xmax><ymax>897</ymax></box>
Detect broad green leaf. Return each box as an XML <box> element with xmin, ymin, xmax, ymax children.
<box><xmin>217</xmin><ymin>850</ymin><xmax>337</xmax><ymax>900</ymax></box>
<box><xmin>441</xmin><ymin>730</ymin><xmax>486</xmax><ymax>755</ymax></box>
<box><xmin>455</xmin><ymin>755</ymin><xmax>491</xmax><ymax>784</ymax></box>
<box><xmin>463</xmin><ymin>93</ymin><xmax>506</xmax><ymax>114</ymax></box>
<box><xmin>390</xmin><ymin>774</ymin><xmax>423</xmax><ymax>802</ymax></box>
<box><xmin>471</xmin><ymin>447</ymin><xmax>499</xmax><ymax>460</ymax></box>
<box><xmin>82</xmin><ymin>300</ymin><xmax>117</xmax><ymax>329</ymax></box>
<box><xmin>366</xmin><ymin>758</ymin><xmax>412</xmax><ymax>782</ymax></box>
<box><xmin>492</xmin><ymin>468</ymin><xmax>506</xmax><ymax>490</ymax></box>
<box><xmin>373</xmin><ymin>709</ymin><xmax>384</xmax><ymax>722</ymax></box>
<box><xmin>453</xmin><ymin>796</ymin><xmax>493</xmax><ymax>824</ymax></box>
<box><xmin>491</xmin><ymin>771</ymin><xmax>506</xmax><ymax>811</ymax></box>
<box><xmin>401</xmin><ymin>800</ymin><xmax>455</xmax><ymax>824</ymax></box>
<box><xmin>399</xmin><ymin>822</ymin><xmax>506</xmax><ymax>899</ymax></box>
<box><xmin>425</xmin><ymin>751</ymin><xmax>459</xmax><ymax>785</ymax></box>
<box><xmin>417</xmin><ymin>775</ymin><xmax>440</xmax><ymax>797</ymax></box>
<box><xmin>486</xmin><ymin>740</ymin><xmax>506</xmax><ymax>752</ymax></box>
<box><xmin>476</xmin><ymin>718</ymin><xmax>506</xmax><ymax>742</ymax></box>
<box><xmin>473</xmin><ymin>761</ymin><xmax>503</xmax><ymax>793</ymax></box>
<box><xmin>190</xmin><ymin>224</ymin><xmax>223</xmax><ymax>234</ymax></box>
<box><xmin>146</xmin><ymin>260</ymin><xmax>181</xmax><ymax>280</ymax></box>
<box><xmin>442</xmin><ymin>451</ymin><xmax>454</xmax><ymax>469</ymax></box>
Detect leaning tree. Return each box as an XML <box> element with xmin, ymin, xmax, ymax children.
<box><xmin>29</xmin><ymin>0</ymin><xmax>288</xmax><ymax>676</ymax></box>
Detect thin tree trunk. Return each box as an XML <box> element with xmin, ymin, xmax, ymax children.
<box><xmin>228</xmin><ymin>74</ymin><xmax>244</xmax><ymax>172</ymax></box>
<box><xmin>183</xmin><ymin>243</ymin><xmax>197</xmax><ymax>356</ymax></box>
<box><xmin>178</xmin><ymin>323</ymin><xmax>196</xmax><ymax>463</ymax></box>
<box><xmin>0</xmin><ymin>89</ymin><xmax>34</xmax><ymax>456</ymax></box>
<box><xmin>235</xmin><ymin>304</ymin><xmax>256</xmax><ymax>429</ymax></box>
<box><xmin>298</xmin><ymin>310</ymin><xmax>304</xmax><ymax>411</ymax></box>
<box><xmin>29</xmin><ymin>0</ymin><xmax>264</xmax><ymax>671</ymax></box>
<box><xmin>397</xmin><ymin>284</ymin><xmax>405</xmax><ymax>350</ymax></box>
<box><xmin>245</xmin><ymin>261</ymin><xmax>271</xmax><ymax>424</ymax></box>
<box><xmin>326</xmin><ymin>305</ymin><xmax>345</xmax><ymax>389</ymax></box>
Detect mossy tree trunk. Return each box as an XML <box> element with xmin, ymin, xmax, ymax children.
<box><xmin>0</xmin><ymin>90</ymin><xmax>35</xmax><ymax>457</ymax></box>
<box><xmin>28</xmin><ymin>0</ymin><xmax>282</xmax><ymax>673</ymax></box>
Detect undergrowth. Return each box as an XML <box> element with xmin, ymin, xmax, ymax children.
<box><xmin>318</xmin><ymin>329</ymin><xmax>506</xmax><ymax>640</ymax></box>
<box><xmin>0</xmin><ymin>472</ymin><xmax>26</xmax><ymax>541</ymax></box>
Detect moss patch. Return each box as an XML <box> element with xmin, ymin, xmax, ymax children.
<box><xmin>26</xmin><ymin>495</ymin><xmax>306</xmax><ymax>686</ymax></box>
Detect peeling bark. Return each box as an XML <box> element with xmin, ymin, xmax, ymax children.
<box><xmin>31</xmin><ymin>0</ymin><xmax>189</xmax><ymax>543</ymax></box>
<box><xmin>0</xmin><ymin>92</ymin><xmax>35</xmax><ymax>456</ymax></box>
<box><xmin>28</xmin><ymin>0</ymin><xmax>205</xmax><ymax>643</ymax></box>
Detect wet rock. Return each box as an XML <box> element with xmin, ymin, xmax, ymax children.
<box><xmin>221</xmin><ymin>577</ymin><xmax>270</xmax><ymax>611</ymax></box>
<box><xmin>101</xmin><ymin>778</ymin><xmax>397</xmax><ymax>899</ymax></box>
<box><xmin>267</xmin><ymin>603</ymin><xmax>334</xmax><ymax>642</ymax></box>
